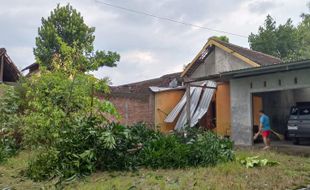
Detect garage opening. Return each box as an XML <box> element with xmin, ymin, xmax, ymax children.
<box><xmin>252</xmin><ymin>87</ymin><xmax>310</xmax><ymax>145</ymax></box>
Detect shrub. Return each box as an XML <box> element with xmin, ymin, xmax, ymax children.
<box><xmin>140</xmin><ymin>130</ymin><xmax>234</xmax><ymax>169</ymax></box>
<box><xmin>0</xmin><ymin>84</ymin><xmax>23</xmax><ymax>162</ymax></box>
<box><xmin>26</xmin><ymin>120</ymin><xmax>139</xmax><ymax>180</ymax></box>
<box><xmin>26</xmin><ymin>123</ymin><xmax>235</xmax><ymax>181</ymax></box>
<box><xmin>188</xmin><ymin>132</ymin><xmax>235</xmax><ymax>167</ymax></box>
<box><xmin>26</xmin><ymin>148</ymin><xmax>59</xmax><ymax>181</ymax></box>
<box><xmin>139</xmin><ymin>134</ymin><xmax>190</xmax><ymax>169</ymax></box>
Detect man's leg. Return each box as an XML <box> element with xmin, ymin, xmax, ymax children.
<box><xmin>263</xmin><ymin>136</ymin><xmax>268</xmax><ymax>147</ymax></box>
<box><xmin>267</xmin><ymin>137</ymin><xmax>271</xmax><ymax>146</ymax></box>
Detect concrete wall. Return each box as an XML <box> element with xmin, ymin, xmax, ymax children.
<box><xmin>191</xmin><ymin>50</ymin><xmax>215</xmax><ymax>78</ymax></box>
<box><xmin>230</xmin><ymin>68</ymin><xmax>310</xmax><ymax>146</ymax></box>
<box><xmin>190</xmin><ymin>47</ymin><xmax>252</xmax><ymax>78</ymax></box>
<box><xmin>215</xmin><ymin>47</ymin><xmax>252</xmax><ymax>73</ymax></box>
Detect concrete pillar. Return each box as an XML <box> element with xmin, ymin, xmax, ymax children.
<box><xmin>230</xmin><ymin>80</ymin><xmax>253</xmax><ymax>146</ymax></box>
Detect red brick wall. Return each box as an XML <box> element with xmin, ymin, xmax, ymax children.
<box><xmin>109</xmin><ymin>95</ymin><xmax>154</xmax><ymax>126</ymax></box>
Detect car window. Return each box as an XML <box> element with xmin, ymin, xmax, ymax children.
<box><xmin>289</xmin><ymin>107</ymin><xmax>299</xmax><ymax>120</ymax></box>
<box><xmin>300</xmin><ymin>108</ymin><xmax>310</xmax><ymax>115</ymax></box>
<box><xmin>299</xmin><ymin>107</ymin><xmax>310</xmax><ymax>119</ymax></box>
<box><xmin>291</xmin><ymin>107</ymin><xmax>299</xmax><ymax>115</ymax></box>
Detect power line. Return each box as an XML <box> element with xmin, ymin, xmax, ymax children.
<box><xmin>94</xmin><ymin>0</ymin><xmax>248</xmax><ymax>38</ymax></box>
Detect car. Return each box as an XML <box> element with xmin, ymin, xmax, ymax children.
<box><xmin>287</xmin><ymin>105</ymin><xmax>310</xmax><ymax>145</ymax></box>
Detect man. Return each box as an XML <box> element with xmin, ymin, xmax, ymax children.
<box><xmin>254</xmin><ymin>110</ymin><xmax>271</xmax><ymax>150</ymax></box>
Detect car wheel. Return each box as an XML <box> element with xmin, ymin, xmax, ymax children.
<box><xmin>293</xmin><ymin>137</ymin><xmax>300</xmax><ymax>145</ymax></box>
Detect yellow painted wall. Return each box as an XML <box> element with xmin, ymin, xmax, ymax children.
<box><xmin>252</xmin><ymin>95</ymin><xmax>263</xmax><ymax>126</ymax></box>
<box><xmin>216</xmin><ymin>82</ymin><xmax>231</xmax><ymax>136</ymax></box>
<box><xmin>154</xmin><ymin>90</ymin><xmax>185</xmax><ymax>132</ymax></box>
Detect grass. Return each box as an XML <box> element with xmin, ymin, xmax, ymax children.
<box><xmin>0</xmin><ymin>149</ymin><xmax>310</xmax><ymax>190</ymax></box>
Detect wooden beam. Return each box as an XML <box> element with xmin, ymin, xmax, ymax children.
<box><xmin>210</xmin><ymin>40</ymin><xmax>260</xmax><ymax>67</ymax></box>
<box><xmin>0</xmin><ymin>55</ymin><xmax>3</xmax><ymax>82</ymax></box>
<box><xmin>189</xmin><ymin>84</ymin><xmax>217</xmax><ymax>89</ymax></box>
<box><xmin>185</xmin><ymin>83</ymin><xmax>191</xmax><ymax>127</ymax></box>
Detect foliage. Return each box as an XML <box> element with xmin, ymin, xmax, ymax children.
<box><xmin>34</xmin><ymin>4</ymin><xmax>120</xmax><ymax>72</ymax></box>
<box><xmin>0</xmin><ymin>85</ymin><xmax>22</xmax><ymax>163</ymax></box>
<box><xmin>140</xmin><ymin>134</ymin><xmax>190</xmax><ymax>169</ymax></box>
<box><xmin>237</xmin><ymin>156</ymin><xmax>279</xmax><ymax>168</ymax></box>
<box><xmin>249</xmin><ymin>4</ymin><xmax>310</xmax><ymax>61</ymax></box>
<box><xmin>26</xmin><ymin>123</ymin><xmax>235</xmax><ymax>181</ymax></box>
<box><xmin>22</xmin><ymin>70</ymin><xmax>118</xmax><ymax>147</ymax></box>
<box><xmin>139</xmin><ymin>129</ymin><xmax>234</xmax><ymax>169</ymax></box>
<box><xmin>210</xmin><ymin>35</ymin><xmax>229</xmax><ymax>43</ymax></box>
<box><xmin>248</xmin><ymin>15</ymin><xmax>300</xmax><ymax>60</ymax></box>
<box><xmin>188</xmin><ymin>132</ymin><xmax>234</xmax><ymax>167</ymax></box>
<box><xmin>298</xmin><ymin>3</ymin><xmax>310</xmax><ymax>59</ymax></box>
<box><xmin>0</xmin><ymin>84</ymin><xmax>22</xmax><ymax>130</ymax></box>
<box><xmin>26</xmin><ymin>120</ymin><xmax>137</xmax><ymax>181</ymax></box>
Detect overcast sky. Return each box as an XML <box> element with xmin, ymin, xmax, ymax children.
<box><xmin>0</xmin><ymin>0</ymin><xmax>308</xmax><ymax>85</ymax></box>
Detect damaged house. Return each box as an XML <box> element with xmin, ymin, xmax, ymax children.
<box><xmin>0</xmin><ymin>48</ymin><xmax>20</xmax><ymax>84</ymax></box>
<box><xmin>109</xmin><ymin>73</ymin><xmax>184</xmax><ymax>131</ymax></box>
<box><xmin>167</xmin><ymin>38</ymin><xmax>282</xmax><ymax>137</ymax></box>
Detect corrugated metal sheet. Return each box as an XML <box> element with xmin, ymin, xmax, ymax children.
<box><xmin>149</xmin><ymin>86</ymin><xmax>185</xmax><ymax>93</ymax></box>
<box><xmin>164</xmin><ymin>87</ymin><xmax>195</xmax><ymax>123</ymax></box>
<box><xmin>190</xmin><ymin>81</ymin><xmax>216</xmax><ymax>127</ymax></box>
<box><xmin>174</xmin><ymin>86</ymin><xmax>203</xmax><ymax>130</ymax></box>
<box><xmin>165</xmin><ymin>80</ymin><xmax>216</xmax><ymax>131</ymax></box>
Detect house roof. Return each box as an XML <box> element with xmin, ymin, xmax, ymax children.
<box><xmin>181</xmin><ymin>38</ymin><xmax>282</xmax><ymax>77</ymax></box>
<box><xmin>221</xmin><ymin>59</ymin><xmax>310</xmax><ymax>78</ymax></box>
<box><xmin>0</xmin><ymin>48</ymin><xmax>20</xmax><ymax>82</ymax></box>
<box><xmin>187</xmin><ymin>59</ymin><xmax>310</xmax><ymax>82</ymax></box>
<box><xmin>0</xmin><ymin>48</ymin><xmax>5</xmax><ymax>56</ymax></box>
<box><xmin>110</xmin><ymin>72</ymin><xmax>182</xmax><ymax>100</ymax></box>
<box><xmin>21</xmin><ymin>63</ymin><xmax>39</xmax><ymax>72</ymax></box>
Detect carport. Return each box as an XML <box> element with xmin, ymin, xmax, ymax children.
<box><xmin>226</xmin><ymin>60</ymin><xmax>310</xmax><ymax>146</ymax></box>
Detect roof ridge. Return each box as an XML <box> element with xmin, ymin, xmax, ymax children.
<box><xmin>211</xmin><ymin>38</ymin><xmax>281</xmax><ymax>61</ymax></box>
<box><xmin>0</xmin><ymin>48</ymin><xmax>6</xmax><ymax>56</ymax></box>
<box><xmin>112</xmin><ymin>72</ymin><xmax>180</xmax><ymax>87</ymax></box>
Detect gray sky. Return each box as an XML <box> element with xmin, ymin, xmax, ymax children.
<box><xmin>0</xmin><ymin>0</ymin><xmax>308</xmax><ymax>85</ymax></box>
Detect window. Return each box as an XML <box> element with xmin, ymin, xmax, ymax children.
<box><xmin>291</xmin><ymin>107</ymin><xmax>299</xmax><ymax>115</ymax></box>
<box><xmin>299</xmin><ymin>107</ymin><xmax>310</xmax><ymax>119</ymax></box>
<box><xmin>278</xmin><ymin>79</ymin><xmax>281</xmax><ymax>86</ymax></box>
<box><xmin>294</xmin><ymin>77</ymin><xmax>298</xmax><ymax>84</ymax></box>
<box><xmin>290</xmin><ymin>107</ymin><xmax>299</xmax><ymax>120</ymax></box>
<box><xmin>300</xmin><ymin>108</ymin><xmax>310</xmax><ymax>115</ymax></box>
<box><xmin>264</xmin><ymin>81</ymin><xmax>267</xmax><ymax>87</ymax></box>
<box><xmin>250</xmin><ymin>82</ymin><xmax>253</xmax><ymax>88</ymax></box>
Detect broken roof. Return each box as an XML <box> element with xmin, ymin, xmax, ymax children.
<box><xmin>21</xmin><ymin>63</ymin><xmax>39</xmax><ymax>72</ymax></box>
<box><xmin>181</xmin><ymin>38</ymin><xmax>282</xmax><ymax>77</ymax></box>
<box><xmin>0</xmin><ymin>48</ymin><xmax>20</xmax><ymax>82</ymax></box>
<box><xmin>110</xmin><ymin>72</ymin><xmax>182</xmax><ymax>100</ymax></box>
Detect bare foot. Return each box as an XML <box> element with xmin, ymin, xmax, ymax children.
<box><xmin>263</xmin><ymin>146</ymin><xmax>270</xmax><ymax>150</ymax></box>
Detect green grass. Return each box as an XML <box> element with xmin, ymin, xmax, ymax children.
<box><xmin>1</xmin><ymin>149</ymin><xmax>310</xmax><ymax>190</ymax></box>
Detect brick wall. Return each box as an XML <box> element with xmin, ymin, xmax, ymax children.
<box><xmin>109</xmin><ymin>94</ymin><xmax>155</xmax><ymax>126</ymax></box>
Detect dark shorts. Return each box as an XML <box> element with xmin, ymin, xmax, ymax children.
<box><xmin>262</xmin><ymin>130</ymin><xmax>271</xmax><ymax>138</ymax></box>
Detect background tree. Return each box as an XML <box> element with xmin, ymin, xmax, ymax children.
<box><xmin>248</xmin><ymin>15</ymin><xmax>300</xmax><ymax>61</ymax></box>
<box><xmin>298</xmin><ymin>3</ymin><xmax>310</xmax><ymax>59</ymax></box>
<box><xmin>210</xmin><ymin>35</ymin><xmax>229</xmax><ymax>43</ymax></box>
<box><xmin>34</xmin><ymin>4</ymin><xmax>120</xmax><ymax>72</ymax></box>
